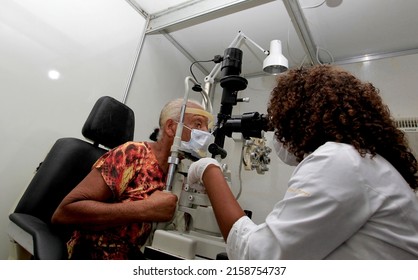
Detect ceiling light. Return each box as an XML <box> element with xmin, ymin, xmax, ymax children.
<box><xmin>263</xmin><ymin>40</ymin><xmax>288</xmax><ymax>75</ymax></box>
<box><xmin>48</xmin><ymin>70</ymin><xmax>60</xmax><ymax>80</ymax></box>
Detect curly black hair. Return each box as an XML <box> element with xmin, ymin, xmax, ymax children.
<box><xmin>267</xmin><ymin>65</ymin><xmax>417</xmax><ymax>190</ymax></box>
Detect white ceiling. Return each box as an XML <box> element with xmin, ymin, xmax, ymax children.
<box><xmin>128</xmin><ymin>0</ymin><xmax>418</xmax><ymax>79</ymax></box>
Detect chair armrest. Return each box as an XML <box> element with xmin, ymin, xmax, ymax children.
<box><xmin>9</xmin><ymin>213</ymin><xmax>67</xmax><ymax>260</ymax></box>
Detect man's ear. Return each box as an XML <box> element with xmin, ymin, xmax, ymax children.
<box><xmin>164</xmin><ymin>119</ymin><xmax>177</xmax><ymax>138</ymax></box>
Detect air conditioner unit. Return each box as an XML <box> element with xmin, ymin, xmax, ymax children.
<box><xmin>395</xmin><ymin>118</ymin><xmax>418</xmax><ymax>133</ymax></box>
<box><xmin>395</xmin><ymin>118</ymin><xmax>418</xmax><ymax>158</ymax></box>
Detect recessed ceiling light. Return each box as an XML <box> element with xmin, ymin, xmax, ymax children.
<box><xmin>48</xmin><ymin>70</ymin><xmax>60</xmax><ymax>80</ymax></box>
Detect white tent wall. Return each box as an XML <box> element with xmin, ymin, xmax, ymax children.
<box><xmin>0</xmin><ymin>0</ymin><xmax>147</xmax><ymax>259</ymax></box>
<box><xmin>342</xmin><ymin>54</ymin><xmax>418</xmax><ymax>118</ymax></box>
<box><xmin>125</xmin><ymin>33</ymin><xmax>208</xmax><ymax>141</ymax></box>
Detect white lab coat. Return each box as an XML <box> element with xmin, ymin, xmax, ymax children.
<box><xmin>226</xmin><ymin>141</ymin><xmax>418</xmax><ymax>259</ymax></box>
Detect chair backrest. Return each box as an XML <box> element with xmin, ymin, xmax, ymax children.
<box><xmin>11</xmin><ymin>96</ymin><xmax>135</xmax><ymax>255</ymax></box>
<box><xmin>82</xmin><ymin>95</ymin><xmax>135</xmax><ymax>148</ymax></box>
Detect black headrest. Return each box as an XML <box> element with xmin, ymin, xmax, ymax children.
<box><xmin>82</xmin><ymin>96</ymin><xmax>135</xmax><ymax>149</ymax></box>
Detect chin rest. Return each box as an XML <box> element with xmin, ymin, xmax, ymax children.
<box><xmin>8</xmin><ymin>96</ymin><xmax>135</xmax><ymax>259</ymax></box>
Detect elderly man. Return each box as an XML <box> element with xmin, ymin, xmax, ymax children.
<box><xmin>52</xmin><ymin>98</ymin><xmax>212</xmax><ymax>259</ymax></box>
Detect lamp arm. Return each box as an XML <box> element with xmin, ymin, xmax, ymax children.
<box><xmin>204</xmin><ymin>63</ymin><xmax>221</xmax><ymax>84</ymax></box>
<box><xmin>240</xmin><ymin>32</ymin><xmax>270</xmax><ymax>55</ymax></box>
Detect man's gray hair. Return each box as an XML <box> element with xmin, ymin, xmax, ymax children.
<box><xmin>157</xmin><ymin>98</ymin><xmax>202</xmax><ymax>140</ymax></box>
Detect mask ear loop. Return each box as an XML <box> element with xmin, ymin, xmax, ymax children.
<box><xmin>174</xmin><ymin>120</ymin><xmax>192</xmax><ymax>132</ymax></box>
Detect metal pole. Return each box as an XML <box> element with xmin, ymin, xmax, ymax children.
<box><xmin>122</xmin><ymin>17</ymin><xmax>149</xmax><ymax>104</ymax></box>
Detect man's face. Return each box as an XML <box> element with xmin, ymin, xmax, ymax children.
<box><xmin>180</xmin><ymin>113</ymin><xmax>209</xmax><ymax>142</ymax></box>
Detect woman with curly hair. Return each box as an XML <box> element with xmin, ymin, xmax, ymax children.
<box><xmin>187</xmin><ymin>65</ymin><xmax>418</xmax><ymax>259</ymax></box>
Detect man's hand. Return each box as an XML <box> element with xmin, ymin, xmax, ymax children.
<box><xmin>146</xmin><ymin>190</ymin><xmax>178</xmax><ymax>221</ymax></box>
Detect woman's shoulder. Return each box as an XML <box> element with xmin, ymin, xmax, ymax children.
<box><xmin>294</xmin><ymin>141</ymin><xmax>364</xmax><ymax>183</ymax></box>
<box><xmin>315</xmin><ymin>141</ymin><xmax>357</xmax><ymax>154</ymax></box>
<box><xmin>304</xmin><ymin>141</ymin><xmax>360</xmax><ymax>165</ymax></box>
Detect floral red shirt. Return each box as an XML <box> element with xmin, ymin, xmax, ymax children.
<box><xmin>66</xmin><ymin>142</ymin><xmax>166</xmax><ymax>259</ymax></box>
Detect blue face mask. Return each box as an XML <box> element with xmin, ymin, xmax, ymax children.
<box><xmin>180</xmin><ymin>126</ymin><xmax>214</xmax><ymax>158</ymax></box>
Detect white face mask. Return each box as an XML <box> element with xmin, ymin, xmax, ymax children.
<box><xmin>180</xmin><ymin>127</ymin><xmax>214</xmax><ymax>158</ymax></box>
<box><xmin>273</xmin><ymin>138</ymin><xmax>299</xmax><ymax>166</ymax></box>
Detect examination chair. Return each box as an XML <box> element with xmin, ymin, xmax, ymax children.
<box><xmin>8</xmin><ymin>96</ymin><xmax>135</xmax><ymax>260</ymax></box>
